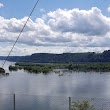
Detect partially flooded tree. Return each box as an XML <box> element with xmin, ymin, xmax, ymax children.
<box><xmin>0</xmin><ymin>67</ymin><xmax>5</xmax><ymax>73</ymax></box>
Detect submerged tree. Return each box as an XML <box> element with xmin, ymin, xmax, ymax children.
<box><xmin>0</xmin><ymin>67</ymin><xmax>5</xmax><ymax>73</ymax></box>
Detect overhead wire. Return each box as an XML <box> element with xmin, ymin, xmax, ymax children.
<box><xmin>2</xmin><ymin>0</ymin><xmax>40</xmax><ymax>68</ymax></box>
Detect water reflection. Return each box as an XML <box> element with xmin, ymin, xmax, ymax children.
<box><xmin>0</xmin><ymin>61</ymin><xmax>110</xmax><ymax>99</ymax></box>
<box><xmin>0</xmin><ymin>62</ymin><xmax>110</xmax><ymax>110</ymax></box>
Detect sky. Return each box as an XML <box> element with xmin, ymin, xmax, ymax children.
<box><xmin>0</xmin><ymin>0</ymin><xmax>110</xmax><ymax>56</ymax></box>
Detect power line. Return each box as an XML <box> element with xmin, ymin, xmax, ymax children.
<box><xmin>2</xmin><ymin>0</ymin><xmax>40</xmax><ymax>68</ymax></box>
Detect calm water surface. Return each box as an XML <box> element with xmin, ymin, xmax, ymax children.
<box><xmin>1</xmin><ymin>61</ymin><xmax>110</xmax><ymax>110</ymax></box>
<box><xmin>0</xmin><ymin>60</ymin><xmax>110</xmax><ymax>98</ymax></box>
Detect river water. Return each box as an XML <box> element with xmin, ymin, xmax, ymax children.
<box><xmin>0</xmin><ymin>61</ymin><xmax>110</xmax><ymax>109</ymax></box>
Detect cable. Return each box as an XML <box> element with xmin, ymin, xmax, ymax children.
<box><xmin>2</xmin><ymin>0</ymin><xmax>40</xmax><ymax>68</ymax></box>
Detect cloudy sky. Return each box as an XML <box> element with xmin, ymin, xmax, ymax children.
<box><xmin>0</xmin><ymin>0</ymin><xmax>110</xmax><ymax>56</ymax></box>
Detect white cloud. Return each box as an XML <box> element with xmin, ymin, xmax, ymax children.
<box><xmin>40</xmin><ymin>8</ymin><xmax>45</xmax><ymax>13</ymax></box>
<box><xmin>0</xmin><ymin>45</ymin><xmax>110</xmax><ymax>56</ymax></box>
<box><xmin>0</xmin><ymin>3</ymin><xmax>4</xmax><ymax>8</ymax></box>
<box><xmin>48</xmin><ymin>7</ymin><xmax>110</xmax><ymax>36</ymax></box>
<box><xmin>1</xmin><ymin>7</ymin><xmax>110</xmax><ymax>55</ymax></box>
<box><xmin>108</xmin><ymin>7</ymin><xmax>110</xmax><ymax>12</ymax></box>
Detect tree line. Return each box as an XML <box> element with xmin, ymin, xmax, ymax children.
<box><xmin>1</xmin><ymin>50</ymin><xmax>110</xmax><ymax>63</ymax></box>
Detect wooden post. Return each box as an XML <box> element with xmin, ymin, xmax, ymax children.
<box><xmin>13</xmin><ymin>94</ymin><xmax>15</xmax><ymax>110</ymax></box>
<box><xmin>69</xmin><ymin>97</ymin><xmax>71</xmax><ymax>110</ymax></box>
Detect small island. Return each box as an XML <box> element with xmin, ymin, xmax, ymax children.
<box><xmin>0</xmin><ymin>67</ymin><xmax>5</xmax><ymax>74</ymax></box>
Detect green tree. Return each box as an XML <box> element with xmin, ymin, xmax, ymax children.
<box><xmin>71</xmin><ymin>100</ymin><xmax>95</xmax><ymax>110</ymax></box>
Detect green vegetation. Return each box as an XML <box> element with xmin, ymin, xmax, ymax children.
<box><xmin>9</xmin><ymin>62</ymin><xmax>110</xmax><ymax>74</ymax></box>
<box><xmin>0</xmin><ymin>67</ymin><xmax>5</xmax><ymax>73</ymax></box>
<box><xmin>9</xmin><ymin>65</ymin><xmax>18</xmax><ymax>71</ymax></box>
<box><xmin>68</xmin><ymin>63</ymin><xmax>110</xmax><ymax>72</ymax></box>
<box><xmin>71</xmin><ymin>100</ymin><xmax>95</xmax><ymax>110</ymax></box>
<box><xmin>9</xmin><ymin>62</ymin><xmax>68</xmax><ymax>74</ymax></box>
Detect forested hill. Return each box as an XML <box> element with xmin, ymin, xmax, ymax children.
<box><xmin>1</xmin><ymin>50</ymin><xmax>110</xmax><ymax>63</ymax></box>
